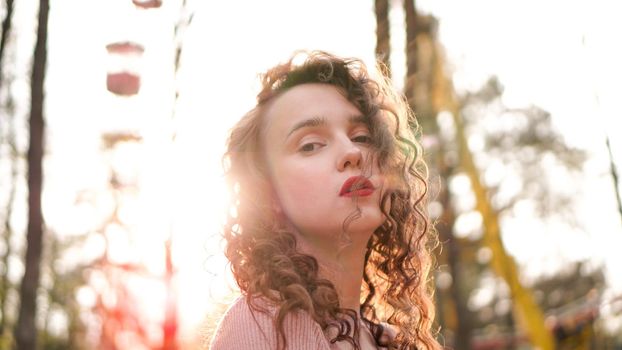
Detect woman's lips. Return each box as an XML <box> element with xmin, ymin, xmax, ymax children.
<box><xmin>339</xmin><ymin>176</ymin><xmax>375</xmax><ymax>197</ymax></box>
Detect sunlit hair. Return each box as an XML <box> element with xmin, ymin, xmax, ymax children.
<box><xmin>222</xmin><ymin>51</ymin><xmax>440</xmax><ymax>349</ymax></box>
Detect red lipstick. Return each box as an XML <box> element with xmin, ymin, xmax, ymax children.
<box><xmin>339</xmin><ymin>176</ymin><xmax>375</xmax><ymax>197</ymax></box>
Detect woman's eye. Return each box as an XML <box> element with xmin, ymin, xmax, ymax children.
<box><xmin>299</xmin><ymin>142</ymin><xmax>322</xmax><ymax>153</ymax></box>
<box><xmin>352</xmin><ymin>135</ymin><xmax>372</xmax><ymax>144</ymax></box>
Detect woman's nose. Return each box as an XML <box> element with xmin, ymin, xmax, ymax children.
<box><xmin>337</xmin><ymin>141</ymin><xmax>362</xmax><ymax>171</ymax></box>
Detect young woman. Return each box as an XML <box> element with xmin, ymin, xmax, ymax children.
<box><xmin>209</xmin><ymin>51</ymin><xmax>440</xmax><ymax>350</ymax></box>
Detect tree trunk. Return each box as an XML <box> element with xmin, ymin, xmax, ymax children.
<box><xmin>604</xmin><ymin>136</ymin><xmax>622</xmax><ymax>226</ymax></box>
<box><xmin>0</xmin><ymin>0</ymin><xmax>17</xmax><ymax>335</ymax></box>
<box><xmin>0</xmin><ymin>0</ymin><xmax>15</xmax><ymax>88</ymax></box>
<box><xmin>374</xmin><ymin>0</ymin><xmax>391</xmax><ymax>78</ymax></box>
<box><xmin>404</xmin><ymin>1</ymin><xmax>472</xmax><ymax>346</ymax></box>
<box><xmin>436</xmin><ymin>163</ymin><xmax>471</xmax><ymax>350</ymax></box>
<box><xmin>14</xmin><ymin>0</ymin><xmax>49</xmax><ymax>348</ymax></box>
<box><xmin>403</xmin><ymin>0</ymin><xmax>417</xmax><ymax>106</ymax></box>
<box><xmin>0</xmin><ymin>117</ymin><xmax>18</xmax><ymax>338</ymax></box>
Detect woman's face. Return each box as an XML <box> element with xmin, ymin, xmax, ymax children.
<box><xmin>262</xmin><ymin>83</ymin><xmax>386</xmax><ymax>251</ymax></box>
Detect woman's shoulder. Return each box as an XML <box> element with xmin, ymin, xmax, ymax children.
<box><xmin>209</xmin><ymin>295</ymin><xmax>331</xmax><ymax>350</ymax></box>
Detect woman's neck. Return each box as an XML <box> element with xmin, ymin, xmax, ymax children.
<box><xmin>298</xmin><ymin>231</ymin><xmax>371</xmax><ymax>314</ymax></box>
<box><xmin>327</xmin><ymin>248</ymin><xmax>366</xmax><ymax>313</ymax></box>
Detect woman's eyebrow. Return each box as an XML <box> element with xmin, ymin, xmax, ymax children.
<box><xmin>286</xmin><ymin>116</ymin><xmax>326</xmax><ymax>138</ymax></box>
<box><xmin>285</xmin><ymin>114</ymin><xmax>367</xmax><ymax>139</ymax></box>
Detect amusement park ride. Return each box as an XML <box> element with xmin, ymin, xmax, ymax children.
<box><xmin>97</xmin><ymin>1</ymin><xmax>185</xmax><ymax>349</ymax></box>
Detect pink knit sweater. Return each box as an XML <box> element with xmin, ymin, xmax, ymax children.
<box><xmin>209</xmin><ymin>296</ymin><xmax>396</xmax><ymax>349</ymax></box>
<box><xmin>209</xmin><ymin>296</ymin><xmax>334</xmax><ymax>349</ymax></box>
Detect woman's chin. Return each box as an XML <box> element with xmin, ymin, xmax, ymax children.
<box><xmin>342</xmin><ymin>214</ymin><xmax>384</xmax><ymax>237</ymax></box>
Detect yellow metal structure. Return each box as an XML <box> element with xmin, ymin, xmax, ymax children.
<box><xmin>431</xmin><ymin>42</ymin><xmax>556</xmax><ymax>350</ymax></box>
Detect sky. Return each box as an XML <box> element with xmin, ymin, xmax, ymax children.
<box><xmin>3</xmin><ymin>0</ymin><xmax>621</xmax><ymax>345</ymax></box>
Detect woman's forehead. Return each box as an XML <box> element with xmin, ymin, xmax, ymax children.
<box><xmin>262</xmin><ymin>83</ymin><xmax>362</xmax><ymax>137</ymax></box>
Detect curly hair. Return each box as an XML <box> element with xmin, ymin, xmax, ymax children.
<box><xmin>222</xmin><ymin>51</ymin><xmax>440</xmax><ymax>349</ymax></box>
